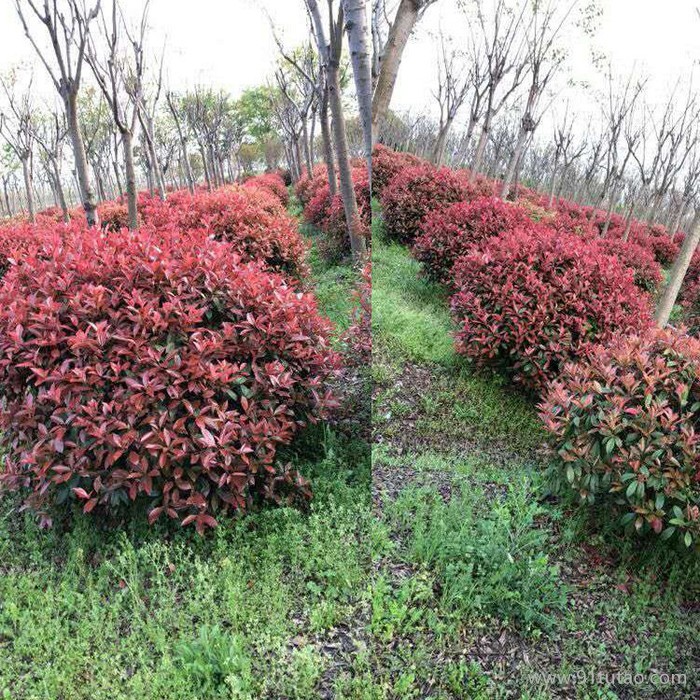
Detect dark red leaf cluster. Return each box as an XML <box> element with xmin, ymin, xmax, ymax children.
<box><xmin>304</xmin><ymin>167</ymin><xmax>371</xmax><ymax>263</ymax></box>
<box><xmin>450</xmin><ymin>226</ymin><xmax>653</xmax><ymax>393</ymax></box>
<box><xmin>0</xmin><ymin>225</ymin><xmax>339</xmax><ymax>533</ymax></box>
<box><xmin>413</xmin><ymin>197</ymin><xmax>534</xmax><ymax>284</ymax></box>
<box><xmin>379</xmin><ymin>164</ymin><xmax>480</xmax><ymax>244</ymax></box>
<box><xmin>371</xmin><ymin>144</ymin><xmax>425</xmax><ymax>197</ymax></box>
<box><xmin>243</xmin><ymin>172</ymin><xmax>289</xmax><ymax>207</ymax></box>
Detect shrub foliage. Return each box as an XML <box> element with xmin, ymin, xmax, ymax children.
<box><xmin>540</xmin><ymin>329</ymin><xmax>700</xmax><ymax>548</ymax></box>
<box><xmin>450</xmin><ymin>227</ymin><xmax>653</xmax><ymax>393</ymax></box>
<box><xmin>0</xmin><ymin>227</ymin><xmax>338</xmax><ymax>532</ymax></box>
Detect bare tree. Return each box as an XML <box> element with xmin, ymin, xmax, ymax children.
<box><xmin>467</xmin><ymin>0</ymin><xmax>528</xmax><ymax>177</ymax></box>
<box><xmin>15</xmin><ymin>0</ymin><xmax>101</xmax><ymax>225</ymax></box>
<box><xmin>166</xmin><ymin>91</ymin><xmax>195</xmax><ymax>193</ymax></box>
<box><xmin>343</xmin><ymin>0</ymin><xmax>373</xmax><ymax>176</ymax></box>
<box><xmin>307</xmin><ymin>0</ymin><xmax>367</xmax><ymax>260</ymax></box>
<box><xmin>33</xmin><ymin>109</ymin><xmax>70</xmax><ymax>220</ymax></box>
<box><xmin>0</xmin><ymin>74</ymin><xmax>36</xmax><ymax>221</ymax></box>
<box><xmin>430</xmin><ymin>31</ymin><xmax>470</xmax><ymax>166</ymax></box>
<box><xmin>501</xmin><ymin>0</ymin><xmax>576</xmax><ymax>199</ymax></box>
<box><xmin>371</xmin><ymin>0</ymin><xmax>439</xmax><ymax>143</ymax></box>
<box><xmin>86</xmin><ymin>0</ymin><xmax>149</xmax><ymax>229</ymax></box>
<box><xmin>138</xmin><ymin>50</ymin><xmax>167</xmax><ymax>200</ymax></box>
<box><xmin>655</xmin><ymin>209</ymin><xmax>700</xmax><ymax>327</ymax></box>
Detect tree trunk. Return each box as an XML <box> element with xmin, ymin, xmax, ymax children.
<box><xmin>471</xmin><ymin>122</ymin><xmax>490</xmax><ymax>177</ymax></box>
<box><xmin>620</xmin><ymin>201</ymin><xmax>636</xmax><ymax>242</ymax></box>
<box><xmin>65</xmin><ymin>92</ymin><xmax>98</xmax><ymax>226</ymax></box>
<box><xmin>371</xmin><ymin>0</ymin><xmax>421</xmax><ymax>144</ymax></box>
<box><xmin>432</xmin><ymin>120</ymin><xmax>451</xmax><ymax>167</ymax></box>
<box><xmin>600</xmin><ymin>182</ymin><xmax>621</xmax><ymax>238</ymax></box>
<box><xmin>670</xmin><ymin>197</ymin><xmax>688</xmax><ymax>241</ymax></box>
<box><xmin>501</xmin><ymin>124</ymin><xmax>529</xmax><ymax>199</ymax></box>
<box><xmin>53</xmin><ymin>162</ymin><xmax>69</xmax><ymax>222</ymax></box>
<box><xmin>21</xmin><ymin>157</ymin><xmax>35</xmax><ymax>223</ymax></box>
<box><xmin>320</xmin><ymin>84</ymin><xmax>337</xmax><ymax>196</ymax></box>
<box><xmin>655</xmin><ymin>209</ymin><xmax>700</xmax><ymax>327</ymax></box>
<box><xmin>167</xmin><ymin>98</ymin><xmax>195</xmax><ymax>193</ymax></box>
<box><xmin>547</xmin><ymin>164</ymin><xmax>559</xmax><ymax>208</ymax></box>
<box><xmin>200</xmin><ymin>144</ymin><xmax>211</xmax><ymax>190</ymax></box>
<box><xmin>343</xmin><ymin>0</ymin><xmax>373</xmax><ymax>174</ymax></box>
<box><xmin>122</xmin><ymin>130</ymin><xmax>138</xmax><ymax>230</ymax></box>
<box><xmin>143</xmin><ymin>118</ymin><xmax>166</xmax><ymax>200</ymax></box>
<box><xmin>301</xmin><ymin>120</ymin><xmax>313</xmax><ymax>177</ymax></box>
<box><xmin>329</xmin><ymin>62</ymin><xmax>366</xmax><ymax>259</ymax></box>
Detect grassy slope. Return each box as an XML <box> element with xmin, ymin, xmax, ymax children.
<box><xmin>0</xmin><ymin>206</ymin><xmax>371</xmax><ymax>700</ymax></box>
<box><xmin>365</xmin><ymin>205</ymin><xmax>700</xmax><ymax>700</ymax></box>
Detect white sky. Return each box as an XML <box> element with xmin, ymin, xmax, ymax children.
<box><xmin>391</xmin><ymin>0</ymin><xmax>700</xmax><ymax>125</ymax></box>
<box><xmin>0</xmin><ymin>0</ymin><xmax>311</xmax><ymax>101</ymax></box>
<box><xmin>0</xmin><ymin>0</ymin><xmax>699</xmax><ymax>118</ymax></box>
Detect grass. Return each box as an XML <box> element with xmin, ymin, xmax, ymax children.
<box><xmin>0</xmin><ymin>202</ymin><xmax>372</xmax><ymax>699</ymax></box>
<box><xmin>365</xmin><ymin>205</ymin><xmax>700</xmax><ymax>699</ymax></box>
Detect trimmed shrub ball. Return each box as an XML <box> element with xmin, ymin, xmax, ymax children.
<box><xmin>380</xmin><ymin>164</ymin><xmax>477</xmax><ymax>244</ymax></box>
<box><xmin>540</xmin><ymin>328</ymin><xmax>700</xmax><ymax>549</ymax></box>
<box><xmin>0</xmin><ymin>226</ymin><xmax>339</xmax><ymax>533</ymax></box>
<box><xmin>450</xmin><ymin>226</ymin><xmax>653</xmax><ymax>393</ymax></box>
<box><xmin>413</xmin><ymin>197</ymin><xmax>534</xmax><ymax>284</ymax></box>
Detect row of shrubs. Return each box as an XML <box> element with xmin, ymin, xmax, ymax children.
<box><xmin>0</xmin><ymin>172</ymin><xmax>364</xmax><ymax>534</ymax></box>
<box><xmin>374</xmin><ymin>144</ymin><xmax>700</xmax><ymax>551</ymax></box>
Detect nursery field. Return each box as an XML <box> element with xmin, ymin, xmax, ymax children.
<box><xmin>0</xmin><ymin>196</ymin><xmax>372</xmax><ymax>700</ymax></box>
<box><xmin>363</xmin><ymin>205</ymin><xmax>700</xmax><ymax>700</ymax></box>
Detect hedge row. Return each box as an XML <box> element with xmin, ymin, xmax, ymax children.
<box><xmin>376</xmin><ymin>145</ymin><xmax>699</xmax><ymax>552</ymax></box>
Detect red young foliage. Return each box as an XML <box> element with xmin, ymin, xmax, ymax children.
<box><xmin>137</xmin><ymin>186</ymin><xmax>307</xmax><ymax>277</ymax></box>
<box><xmin>413</xmin><ymin>197</ymin><xmax>534</xmax><ymax>283</ymax></box>
<box><xmin>244</xmin><ymin>172</ymin><xmax>289</xmax><ymax>207</ymax></box>
<box><xmin>593</xmin><ymin>238</ymin><xmax>663</xmax><ymax>293</ymax></box>
<box><xmin>451</xmin><ymin>227</ymin><xmax>653</xmax><ymax>393</ymax></box>
<box><xmin>371</xmin><ymin>144</ymin><xmax>424</xmax><ymax>196</ymax></box>
<box><xmin>380</xmin><ymin>164</ymin><xmax>479</xmax><ymax>244</ymax></box>
<box><xmin>0</xmin><ymin>226</ymin><xmax>338</xmax><ymax>533</ymax></box>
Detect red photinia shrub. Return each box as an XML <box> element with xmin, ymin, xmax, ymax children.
<box><xmin>294</xmin><ymin>164</ymin><xmax>328</xmax><ymax>207</ymax></box>
<box><xmin>244</xmin><ymin>172</ymin><xmax>289</xmax><ymax>207</ymax></box>
<box><xmin>98</xmin><ymin>200</ymin><xmax>131</xmax><ymax>232</ymax></box>
<box><xmin>680</xmin><ymin>249</ymin><xmax>700</xmax><ymax>332</ymax></box>
<box><xmin>0</xmin><ymin>226</ymin><xmax>339</xmax><ymax>533</ymax></box>
<box><xmin>380</xmin><ymin>164</ymin><xmax>477</xmax><ymax>244</ymax></box>
<box><xmin>413</xmin><ymin>197</ymin><xmax>534</xmax><ymax>283</ymax></box>
<box><xmin>0</xmin><ymin>217</ymin><xmax>89</xmax><ymax>278</ymax></box>
<box><xmin>371</xmin><ymin>144</ymin><xmax>424</xmax><ymax>196</ymax></box>
<box><xmin>540</xmin><ymin>328</ymin><xmax>700</xmax><ymax>549</ymax></box>
<box><xmin>36</xmin><ymin>206</ymin><xmax>66</xmax><ymax>222</ymax></box>
<box><xmin>593</xmin><ymin>238</ymin><xmax>663</xmax><ymax>293</ymax></box>
<box><xmin>450</xmin><ymin>226</ymin><xmax>653</xmax><ymax>393</ymax></box>
<box><xmin>137</xmin><ymin>186</ymin><xmax>307</xmax><ymax>277</ymax></box>
<box><xmin>644</xmin><ymin>231</ymin><xmax>680</xmax><ymax>266</ymax></box>
<box><xmin>307</xmin><ymin>167</ymin><xmax>371</xmax><ymax>263</ymax></box>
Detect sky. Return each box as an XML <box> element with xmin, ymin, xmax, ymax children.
<box><xmin>0</xmin><ymin>0</ymin><xmax>312</xmax><ymax>101</ymax></box>
<box><xmin>0</xmin><ymin>0</ymin><xmax>699</xmax><ymax>117</ymax></box>
<box><xmin>391</xmin><ymin>0</ymin><xmax>700</xmax><ymax>124</ymax></box>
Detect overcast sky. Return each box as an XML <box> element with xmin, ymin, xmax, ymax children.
<box><xmin>392</xmin><ymin>0</ymin><xmax>700</xmax><ymax>124</ymax></box>
<box><xmin>0</xmin><ymin>0</ymin><xmax>699</xmax><ymax>118</ymax></box>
